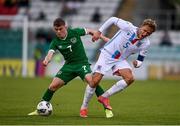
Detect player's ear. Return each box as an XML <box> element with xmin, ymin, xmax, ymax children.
<box><xmin>64</xmin><ymin>25</ymin><xmax>68</xmax><ymax>29</ymax></box>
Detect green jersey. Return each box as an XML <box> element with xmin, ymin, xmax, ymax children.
<box><xmin>49</xmin><ymin>28</ymin><xmax>89</xmax><ymax>64</ymax></box>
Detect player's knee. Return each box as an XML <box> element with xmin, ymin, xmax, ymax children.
<box><xmin>49</xmin><ymin>83</ymin><xmax>62</xmax><ymax>91</ymax></box>
<box><xmin>124</xmin><ymin>75</ymin><xmax>134</xmax><ymax>85</ymax></box>
<box><xmin>87</xmin><ymin>81</ymin><xmax>97</xmax><ymax>88</ymax></box>
<box><xmin>85</xmin><ymin>77</ymin><xmax>95</xmax><ymax>88</ymax></box>
<box><xmin>87</xmin><ymin>80</ymin><xmax>97</xmax><ymax>88</ymax></box>
<box><xmin>89</xmin><ymin>83</ymin><xmax>96</xmax><ymax>88</ymax></box>
<box><xmin>49</xmin><ymin>85</ymin><xmax>57</xmax><ymax>91</ymax></box>
<box><xmin>86</xmin><ymin>80</ymin><xmax>95</xmax><ymax>88</ymax></box>
<box><xmin>91</xmin><ymin>73</ymin><xmax>103</xmax><ymax>88</ymax></box>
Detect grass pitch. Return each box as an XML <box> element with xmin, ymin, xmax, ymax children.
<box><xmin>0</xmin><ymin>77</ymin><xmax>180</xmax><ymax>125</ymax></box>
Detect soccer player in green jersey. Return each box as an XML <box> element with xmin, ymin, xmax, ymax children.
<box><xmin>28</xmin><ymin>18</ymin><xmax>113</xmax><ymax>118</ymax></box>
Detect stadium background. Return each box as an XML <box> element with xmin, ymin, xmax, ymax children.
<box><xmin>0</xmin><ymin>0</ymin><xmax>180</xmax><ymax>79</ymax></box>
<box><xmin>0</xmin><ymin>0</ymin><xmax>180</xmax><ymax>125</ymax></box>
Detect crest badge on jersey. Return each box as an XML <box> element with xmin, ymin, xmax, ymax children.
<box><xmin>70</xmin><ymin>37</ymin><xmax>77</xmax><ymax>44</ymax></box>
<box><xmin>58</xmin><ymin>45</ymin><xmax>62</xmax><ymax>49</ymax></box>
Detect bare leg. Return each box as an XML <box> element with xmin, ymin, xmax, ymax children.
<box><xmin>42</xmin><ymin>77</ymin><xmax>65</xmax><ymax>101</ymax></box>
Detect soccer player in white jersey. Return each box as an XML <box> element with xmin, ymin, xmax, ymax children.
<box><xmin>87</xmin><ymin>17</ymin><xmax>157</xmax><ymax>111</ymax></box>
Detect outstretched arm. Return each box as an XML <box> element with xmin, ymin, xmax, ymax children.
<box><xmin>86</xmin><ymin>28</ymin><xmax>110</xmax><ymax>42</ymax></box>
<box><xmin>43</xmin><ymin>50</ymin><xmax>54</xmax><ymax>66</ymax></box>
<box><xmin>92</xmin><ymin>17</ymin><xmax>119</xmax><ymax>42</ymax></box>
<box><xmin>92</xmin><ymin>17</ymin><xmax>131</xmax><ymax>41</ymax></box>
<box><xmin>99</xmin><ymin>17</ymin><xmax>130</xmax><ymax>32</ymax></box>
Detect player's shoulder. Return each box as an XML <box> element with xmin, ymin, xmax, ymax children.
<box><xmin>142</xmin><ymin>37</ymin><xmax>150</xmax><ymax>47</ymax></box>
<box><xmin>129</xmin><ymin>23</ymin><xmax>137</xmax><ymax>31</ymax></box>
<box><xmin>70</xmin><ymin>27</ymin><xmax>84</xmax><ymax>32</ymax></box>
<box><xmin>124</xmin><ymin>22</ymin><xmax>137</xmax><ymax>32</ymax></box>
<box><xmin>69</xmin><ymin>27</ymin><xmax>84</xmax><ymax>35</ymax></box>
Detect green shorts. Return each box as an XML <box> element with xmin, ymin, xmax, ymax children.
<box><xmin>55</xmin><ymin>63</ymin><xmax>91</xmax><ymax>84</ymax></box>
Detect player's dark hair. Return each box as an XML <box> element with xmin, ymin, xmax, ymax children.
<box><xmin>142</xmin><ymin>19</ymin><xmax>157</xmax><ymax>32</ymax></box>
<box><xmin>53</xmin><ymin>18</ymin><xmax>65</xmax><ymax>27</ymax></box>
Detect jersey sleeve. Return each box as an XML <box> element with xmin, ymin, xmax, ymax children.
<box><xmin>99</xmin><ymin>17</ymin><xmax>132</xmax><ymax>33</ymax></box>
<box><xmin>49</xmin><ymin>39</ymin><xmax>57</xmax><ymax>52</ymax></box>
<box><xmin>73</xmin><ymin>28</ymin><xmax>86</xmax><ymax>36</ymax></box>
<box><xmin>139</xmin><ymin>49</ymin><xmax>148</xmax><ymax>57</ymax></box>
<box><xmin>137</xmin><ymin>39</ymin><xmax>150</xmax><ymax>61</ymax></box>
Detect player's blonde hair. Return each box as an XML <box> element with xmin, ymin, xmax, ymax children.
<box><xmin>142</xmin><ymin>19</ymin><xmax>157</xmax><ymax>32</ymax></box>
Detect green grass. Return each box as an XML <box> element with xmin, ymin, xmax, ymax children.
<box><xmin>0</xmin><ymin>77</ymin><xmax>180</xmax><ymax>125</ymax></box>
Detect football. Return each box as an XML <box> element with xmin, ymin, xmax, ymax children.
<box><xmin>37</xmin><ymin>101</ymin><xmax>53</xmax><ymax>116</ymax></box>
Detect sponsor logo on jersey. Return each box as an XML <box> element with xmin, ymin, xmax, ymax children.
<box><xmin>58</xmin><ymin>45</ymin><xmax>62</xmax><ymax>49</ymax></box>
<box><xmin>112</xmin><ymin>50</ymin><xmax>121</xmax><ymax>59</ymax></box>
<box><xmin>70</xmin><ymin>37</ymin><xmax>77</xmax><ymax>43</ymax></box>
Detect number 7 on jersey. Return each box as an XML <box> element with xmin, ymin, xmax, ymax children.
<box><xmin>67</xmin><ymin>45</ymin><xmax>72</xmax><ymax>52</ymax></box>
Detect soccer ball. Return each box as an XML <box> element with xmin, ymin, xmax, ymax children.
<box><xmin>37</xmin><ymin>101</ymin><xmax>53</xmax><ymax>116</ymax></box>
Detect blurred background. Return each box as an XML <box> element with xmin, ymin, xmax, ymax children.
<box><xmin>0</xmin><ymin>0</ymin><xmax>180</xmax><ymax>80</ymax></box>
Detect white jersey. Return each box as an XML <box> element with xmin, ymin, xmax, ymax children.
<box><xmin>99</xmin><ymin>17</ymin><xmax>150</xmax><ymax>63</ymax></box>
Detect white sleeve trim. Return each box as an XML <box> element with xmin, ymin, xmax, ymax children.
<box><xmin>136</xmin><ymin>60</ymin><xmax>143</xmax><ymax>68</ymax></box>
<box><xmin>84</xmin><ymin>28</ymin><xmax>88</xmax><ymax>35</ymax></box>
<box><xmin>49</xmin><ymin>49</ymin><xmax>55</xmax><ymax>53</ymax></box>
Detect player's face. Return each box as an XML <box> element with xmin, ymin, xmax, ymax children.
<box><xmin>53</xmin><ymin>25</ymin><xmax>67</xmax><ymax>39</ymax></box>
<box><xmin>137</xmin><ymin>25</ymin><xmax>153</xmax><ymax>39</ymax></box>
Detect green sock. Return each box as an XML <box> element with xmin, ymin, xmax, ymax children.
<box><xmin>95</xmin><ymin>85</ymin><xmax>106</xmax><ymax>109</ymax></box>
<box><xmin>95</xmin><ymin>85</ymin><xmax>105</xmax><ymax>97</ymax></box>
<box><xmin>42</xmin><ymin>89</ymin><xmax>55</xmax><ymax>101</ymax></box>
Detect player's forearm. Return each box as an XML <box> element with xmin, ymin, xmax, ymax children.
<box><xmin>99</xmin><ymin>17</ymin><xmax>119</xmax><ymax>33</ymax></box>
<box><xmin>44</xmin><ymin>55</ymin><xmax>52</xmax><ymax>63</ymax></box>
<box><xmin>43</xmin><ymin>50</ymin><xmax>54</xmax><ymax>65</ymax></box>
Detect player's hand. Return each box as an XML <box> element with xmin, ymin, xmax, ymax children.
<box><xmin>92</xmin><ymin>31</ymin><xmax>101</xmax><ymax>42</ymax></box>
<box><xmin>42</xmin><ymin>60</ymin><xmax>49</xmax><ymax>67</ymax></box>
<box><xmin>133</xmin><ymin>60</ymin><xmax>142</xmax><ymax>68</ymax></box>
<box><xmin>133</xmin><ymin>60</ymin><xmax>138</xmax><ymax>68</ymax></box>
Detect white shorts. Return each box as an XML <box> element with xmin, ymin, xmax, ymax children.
<box><xmin>93</xmin><ymin>51</ymin><xmax>132</xmax><ymax>75</ymax></box>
